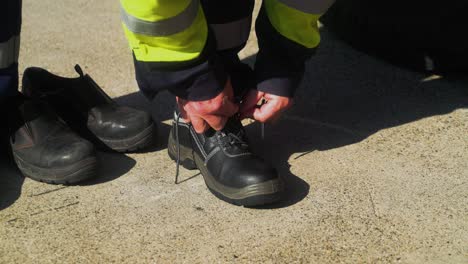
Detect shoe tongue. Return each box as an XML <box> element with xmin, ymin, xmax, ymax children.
<box><xmin>200</xmin><ymin>117</ymin><xmax>245</xmax><ymax>142</ymax></box>
<box><xmin>201</xmin><ymin>118</ymin><xmax>242</xmax><ymax>138</ymax></box>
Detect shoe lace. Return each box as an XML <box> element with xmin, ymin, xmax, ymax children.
<box><xmin>217</xmin><ymin>118</ymin><xmax>249</xmax><ymax>149</ymax></box>
<box><xmin>173</xmin><ymin>114</ymin><xmax>248</xmax><ymax>184</ymax></box>
<box><xmin>174</xmin><ymin>112</ymin><xmax>182</xmax><ymax>184</ymax></box>
<box><xmin>218</xmin><ymin>131</ymin><xmax>248</xmax><ymax>149</ymax></box>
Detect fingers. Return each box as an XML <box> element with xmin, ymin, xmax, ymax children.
<box><xmin>239</xmin><ymin>90</ymin><xmax>264</xmax><ymax>118</ymax></box>
<box><xmin>176</xmin><ymin>102</ymin><xmax>190</xmax><ymax>122</ymax></box>
<box><xmin>252</xmin><ymin>100</ymin><xmax>279</xmax><ymax>123</ymax></box>
<box><xmin>181</xmin><ymin>99</ymin><xmax>235</xmax><ymax>132</ymax></box>
<box><xmin>185</xmin><ymin>114</ymin><xmax>227</xmax><ymax>133</ymax></box>
<box><xmin>175</xmin><ymin>77</ymin><xmax>242</xmax><ymax>132</ymax></box>
<box><xmin>206</xmin><ymin>81</ymin><xmax>238</xmax><ymax>117</ymax></box>
<box><xmin>249</xmin><ymin>94</ymin><xmax>293</xmax><ymax>123</ymax></box>
<box><xmin>215</xmin><ymin>99</ymin><xmax>239</xmax><ymax>117</ymax></box>
<box><xmin>179</xmin><ymin>97</ymin><xmax>229</xmax><ymax>132</ymax></box>
<box><xmin>190</xmin><ymin>115</ymin><xmax>209</xmax><ymax>133</ymax></box>
<box><xmin>203</xmin><ymin>115</ymin><xmax>228</xmax><ymax>131</ymax></box>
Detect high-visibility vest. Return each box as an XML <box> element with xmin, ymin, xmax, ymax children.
<box><xmin>120</xmin><ymin>0</ymin><xmax>335</xmax><ymax>63</ymax></box>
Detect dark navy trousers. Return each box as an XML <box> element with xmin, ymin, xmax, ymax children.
<box><xmin>0</xmin><ymin>0</ymin><xmax>22</xmax><ymax>101</ymax></box>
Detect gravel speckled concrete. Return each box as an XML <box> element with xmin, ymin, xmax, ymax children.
<box><xmin>1</xmin><ymin>0</ymin><xmax>467</xmax><ymax>263</ymax></box>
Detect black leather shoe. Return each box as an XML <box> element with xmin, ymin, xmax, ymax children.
<box><xmin>8</xmin><ymin>95</ymin><xmax>98</xmax><ymax>184</ymax></box>
<box><xmin>22</xmin><ymin>65</ymin><xmax>156</xmax><ymax>152</ymax></box>
<box><xmin>168</xmin><ymin>113</ymin><xmax>284</xmax><ymax>206</ymax></box>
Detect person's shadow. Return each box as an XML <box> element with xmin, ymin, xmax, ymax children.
<box><xmin>113</xmin><ymin>27</ymin><xmax>467</xmax><ymax>209</ymax></box>
<box><xmin>245</xmin><ymin>28</ymin><xmax>467</xmax><ymax>208</ymax></box>
<box><xmin>2</xmin><ymin>27</ymin><xmax>466</xmax><ymax>210</ymax></box>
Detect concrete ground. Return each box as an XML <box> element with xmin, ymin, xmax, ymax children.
<box><xmin>1</xmin><ymin>0</ymin><xmax>467</xmax><ymax>263</ymax></box>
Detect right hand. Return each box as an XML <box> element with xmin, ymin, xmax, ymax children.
<box><xmin>176</xmin><ymin>79</ymin><xmax>239</xmax><ymax>133</ymax></box>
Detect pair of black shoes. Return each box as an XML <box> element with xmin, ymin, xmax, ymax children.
<box><xmin>7</xmin><ymin>65</ymin><xmax>284</xmax><ymax>206</ymax></box>
<box><xmin>7</xmin><ymin>65</ymin><xmax>155</xmax><ymax>184</ymax></box>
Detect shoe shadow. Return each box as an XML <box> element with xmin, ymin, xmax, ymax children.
<box><xmin>79</xmin><ymin>151</ymin><xmax>136</xmax><ymax>186</ymax></box>
<box><xmin>0</xmin><ymin>147</ymin><xmax>25</xmax><ymax>211</ymax></box>
<box><xmin>240</xmin><ymin>27</ymin><xmax>468</xmax><ymax>209</ymax></box>
<box><xmin>0</xmin><ymin>146</ymin><xmax>136</xmax><ymax>198</ymax></box>
<box><xmin>245</xmin><ymin>118</ymin><xmax>362</xmax><ymax>209</ymax></box>
<box><xmin>0</xmin><ymin>134</ymin><xmax>137</xmax><ymax>209</ymax></box>
<box><xmin>111</xmin><ymin>27</ymin><xmax>467</xmax><ymax>209</ymax></box>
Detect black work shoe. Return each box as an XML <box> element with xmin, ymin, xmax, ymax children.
<box><xmin>8</xmin><ymin>95</ymin><xmax>98</xmax><ymax>184</ymax></box>
<box><xmin>22</xmin><ymin>65</ymin><xmax>156</xmax><ymax>152</ymax></box>
<box><xmin>168</xmin><ymin>113</ymin><xmax>284</xmax><ymax>207</ymax></box>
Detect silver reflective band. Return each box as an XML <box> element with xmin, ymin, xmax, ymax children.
<box><xmin>121</xmin><ymin>0</ymin><xmax>199</xmax><ymax>36</ymax></box>
<box><xmin>277</xmin><ymin>0</ymin><xmax>336</xmax><ymax>14</ymax></box>
<box><xmin>0</xmin><ymin>36</ymin><xmax>20</xmax><ymax>69</ymax></box>
<box><xmin>210</xmin><ymin>16</ymin><xmax>252</xmax><ymax>51</ymax></box>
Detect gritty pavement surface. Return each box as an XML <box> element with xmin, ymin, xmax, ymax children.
<box><xmin>1</xmin><ymin>0</ymin><xmax>467</xmax><ymax>263</ymax></box>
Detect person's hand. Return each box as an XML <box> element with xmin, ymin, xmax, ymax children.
<box><xmin>239</xmin><ymin>90</ymin><xmax>293</xmax><ymax>123</ymax></box>
<box><xmin>176</xmin><ymin>79</ymin><xmax>238</xmax><ymax>133</ymax></box>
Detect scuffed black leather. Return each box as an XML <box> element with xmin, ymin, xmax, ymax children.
<box><xmin>87</xmin><ymin>104</ymin><xmax>152</xmax><ymax>141</ymax></box>
<box><xmin>9</xmin><ymin>98</ymin><xmax>95</xmax><ymax>169</ymax></box>
<box><xmin>175</xmin><ymin>116</ymin><xmax>279</xmax><ymax>189</ymax></box>
<box><xmin>21</xmin><ymin>67</ymin><xmax>153</xmax><ymax>143</ymax></box>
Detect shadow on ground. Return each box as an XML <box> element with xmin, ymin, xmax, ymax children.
<box><xmin>111</xmin><ymin>28</ymin><xmax>467</xmax><ymax>209</ymax></box>
<box><xmin>248</xmin><ymin>29</ymin><xmax>467</xmax><ymax>208</ymax></box>
<box><xmin>2</xmin><ymin>28</ymin><xmax>466</xmax><ymax>210</ymax></box>
<box><xmin>0</xmin><ymin>149</ymin><xmax>24</xmax><ymax>211</ymax></box>
<box><xmin>79</xmin><ymin>152</ymin><xmax>136</xmax><ymax>186</ymax></box>
<box><xmin>0</xmin><ymin>145</ymin><xmax>137</xmax><ymax>210</ymax></box>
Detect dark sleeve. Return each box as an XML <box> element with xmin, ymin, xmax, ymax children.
<box><xmin>254</xmin><ymin>6</ymin><xmax>317</xmax><ymax>98</ymax></box>
<box><xmin>134</xmin><ymin>30</ymin><xmax>228</xmax><ymax>102</ymax></box>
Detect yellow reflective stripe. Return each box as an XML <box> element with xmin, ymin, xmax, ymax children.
<box><xmin>277</xmin><ymin>0</ymin><xmax>335</xmax><ymax>14</ymax></box>
<box><xmin>123</xmin><ymin>6</ymin><xmax>208</xmax><ymax>62</ymax></box>
<box><xmin>210</xmin><ymin>16</ymin><xmax>252</xmax><ymax>50</ymax></box>
<box><xmin>265</xmin><ymin>0</ymin><xmax>321</xmax><ymax>48</ymax></box>
<box><xmin>121</xmin><ymin>0</ymin><xmax>199</xmax><ymax>36</ymax></box>
<box><xmin>0</xmin><ymin>36</ymin><xmax>20</xmax><ymax>69</ymax></box>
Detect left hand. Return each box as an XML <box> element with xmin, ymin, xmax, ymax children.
<box><xmin>239</xmin><ymin>90</ymin><xmax>293</xmax><ymax>123</ymax></box>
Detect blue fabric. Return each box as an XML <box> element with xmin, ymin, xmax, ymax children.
<box><xmin>0</xmin><ymin>64</ymin><xmax>19</xmax><ymax>100</ymax></box>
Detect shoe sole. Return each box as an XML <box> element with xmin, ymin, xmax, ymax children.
<box><xmin>13</xmin><ymin>153</ymin><xmax>98</xmax><ymax>185</ymax></box>
<box><xmin>99</xmin><ymin>123</ymin><xmax>156</xmax><ymax>153</ymax></box>
<box><xmin>168</xmin><ymin>133</ymin><xmax>283</xmax><ymax>207</ymax></box>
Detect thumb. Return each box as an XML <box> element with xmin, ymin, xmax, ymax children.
<box><xmin>252</xmin><ymin>100</ymin><xmax>277</xmax><ymax>123</ymax></box>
